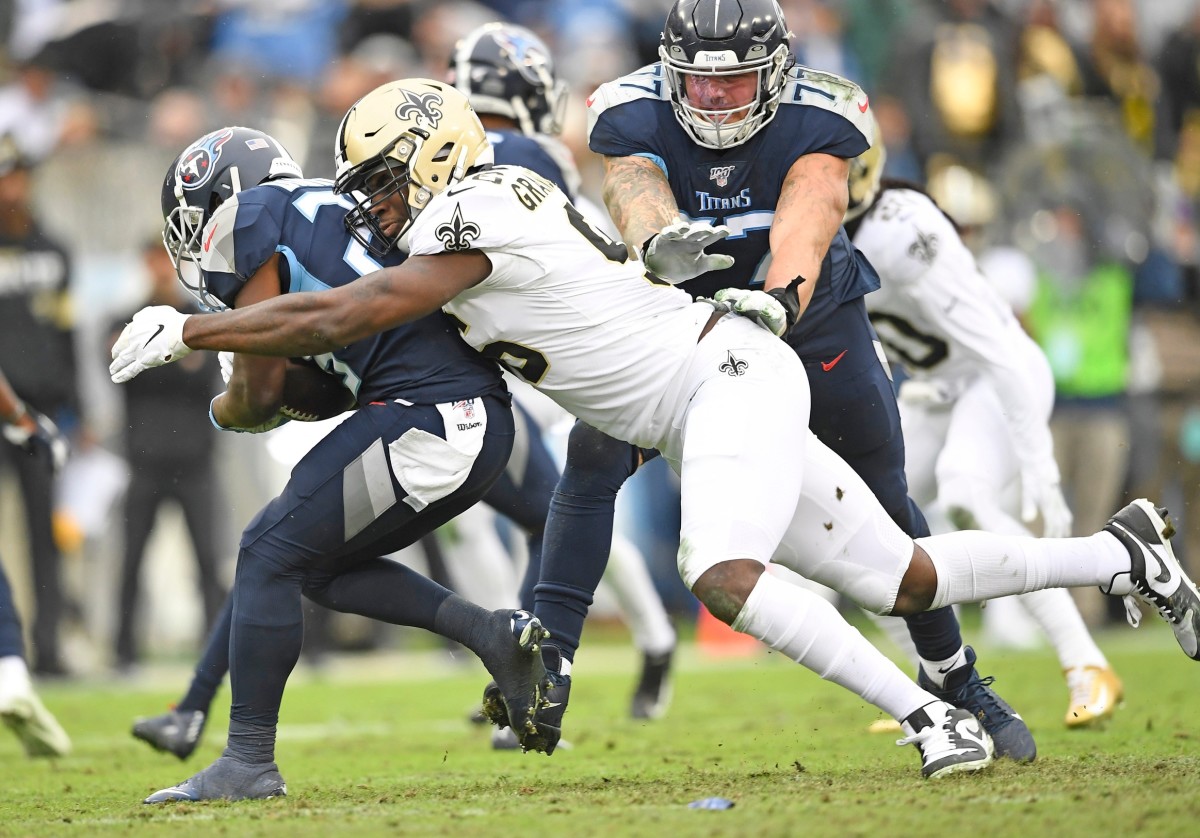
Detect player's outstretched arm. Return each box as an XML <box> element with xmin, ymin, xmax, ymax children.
<box><xmin>763</xmin><ymin>152</ymin><xmax>849</xmax><ymax>320</ymax></box>
<box><xmin>600</xmin><ymin>155</ymin><xmax>680</xmax><ymax>259</ymax></box>
<box><xmin>111</xmin><ymin>252</ymin><xmax>491</xmax><ymax>383</ymax></box>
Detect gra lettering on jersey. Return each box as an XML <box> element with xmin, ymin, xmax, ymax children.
<box><xmin>709</xmin><ymin>165</ymin><xmax>736</xmax><ymax>188</ymax></box>
<box><xmin>511</xmin><ymin>173</ymin><xmax>555</xmax><ymax>210</ymax></box>
<box><xmin>694</xmin><ymin>188</ymin><xmax>752</xmax><ymax>213</ymax></box>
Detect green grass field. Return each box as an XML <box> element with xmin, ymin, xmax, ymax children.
<box><xmin>3</xmin><ymin>618</ymin><xmax>1197</xmax><ymax>838</ymax></box>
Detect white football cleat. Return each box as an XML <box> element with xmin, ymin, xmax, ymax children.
<box><xmin>897</xmin><ymin>701</ymin><xmax>994</xmax><ymax>779</ymax></box>
<box><xmin>1103</xmin><ymin>499</ymin><xmax>1200</xmax><ymax>660</ymax></box>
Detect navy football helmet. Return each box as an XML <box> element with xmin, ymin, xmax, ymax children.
<box><xmin>449</xmin><ymin>22</ymin><xmax>568</xmax><ymax>137</ymax></box>
<box><xmin>161</xmin><ymin>127</ymin><xmax>302</xmax><ymax>309</ymax></box>
<box><xmin>659</xmin><ymin>0</ymin><xmax>793</xmax><ymax>149</ymax></box>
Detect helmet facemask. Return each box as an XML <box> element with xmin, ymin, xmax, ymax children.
<box><xmin>337</xmin><ymin>132</ymin><xmax>427</xmax><ymax>258</ymax></box>
<box><xmin>162</xmin><ymin>177</ymin><xmax>227</xmax><ymax>311</ymax></box>
<box><xmin>660</xmin><ymin>41</ymin><xmax>790</xmax><ymax>149</ymax></box>
<box><xmin>334</xmin><ymin>79</ymin><xmax>492</xmax><ymax>257</ymax></box>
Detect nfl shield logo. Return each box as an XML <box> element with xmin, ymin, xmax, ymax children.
<box><xmin>709</xmin><ymin>165</ymin><xmax>736</xmax><ymax>188</ymax></box>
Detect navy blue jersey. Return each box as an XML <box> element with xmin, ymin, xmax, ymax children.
<box><xmin>198</xmin><ymin>178</ymin><xmax>506</xmax><ymax>406</ymax></box>
<box><xmin>588</xmin><ymin>63</ymin><xmax>881</xmax><ymax>349</ymax></box>
<box><xmin>489</xmin><ymin>129</ymin><xmax>573</xmax><ymax>199</ymax></box>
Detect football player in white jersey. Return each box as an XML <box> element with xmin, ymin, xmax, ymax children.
<box><xmin>449</xmin><ymin>21</ymin><xmax>678</xmax><ymax>726</ymax></box>
<box><xmin>843</xmin><ymin>131</ymin><xmax>1124</xmax><ymax>729</ymax></box>
<box><xmin>111</xmin><ymin>79</ymin><xmax>1200</xmax><ymax>783</ymax></box>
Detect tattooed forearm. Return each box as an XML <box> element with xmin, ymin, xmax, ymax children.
<box><xmin>767</xmin><ymin>153</ymin><xmax>848</xmax><ymax>297</ymax></box>
<box><xmin>602</xmin><ymin>156</ymin><xmax>680</xmax><ymax>254</ymax></box>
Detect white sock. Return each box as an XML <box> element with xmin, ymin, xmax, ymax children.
<box><xmin>0</xmin><ymin>655</ymin><xmax>32</xmax><ymax>699</ymax></box>
<box><xmin>1016</xmin><ymin>589</ymin><xmax>1108</xmax><ymax>670</ymax></box>
<box><xmin>917</xmin><ymin>646</ymin><xmax>967</xmax><ymax>690</ymax></box>
<box><xmin>921</xmin><ymin>531</ymin><xmax>1131</xmax><ymax>609</ymax></box>
<box><xmin>731</xmin><ymin>571</ymin><xmax>932</xmax><ymax>722</ymax></box>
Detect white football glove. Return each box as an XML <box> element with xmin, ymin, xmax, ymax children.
<box><xmin>641</xmin><ymin>219</ymin><xmax>735</xmax><ymax>283</ymax></box>
<box><xmin>1020</xmin><ymin>465</ymin><xmax>1073</xmax><ymax>538</ymax></box>
<box><xmin>109</xmin><ymin>305</ymin><xmax>194</xmax><ymax>384</ymax></box>
<box><xmin>218</xmin><ymin>351</ymin><xmax>235</xmax><ymax>385</ymax></box>
<box><xmin>709</xmin><ymin>288</ymin><xmax>790</xmax><ymax>337</ymax></box>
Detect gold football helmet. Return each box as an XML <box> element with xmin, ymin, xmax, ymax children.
<box><xmin>334</xmin><ymin>78</ymin><xmax>492</xmax><ymax>256</ymax></box>
<box><xmin>845</xmin><ymin>114</ymin><xmax>886</xmax><ymax>223</ymax></box>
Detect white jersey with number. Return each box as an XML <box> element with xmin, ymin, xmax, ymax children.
<box><xmin>853</xmin><ymin>187</ymin><xmax>1057</xmax><ymax>476</ymax></box>
<box><xmin>406</xmin><ymin>164</ymin><xmax>716</xmax><ymax>451</ymax></box>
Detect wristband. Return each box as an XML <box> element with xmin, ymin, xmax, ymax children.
<box><xmin>765</xmin><ymin>275</ymin><xmax>806</xmax><ymax>332</ymax></box>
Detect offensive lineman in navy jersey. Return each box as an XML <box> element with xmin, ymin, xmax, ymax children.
<box><xmin>528</xmin><ymin>0</ymin><xmax>1035</xmax><ymax>760</ymax></box>
<box><xmin>131</xmin><ymin>128</ymin><xmax>550</xmax><ymax>803</ymax></box>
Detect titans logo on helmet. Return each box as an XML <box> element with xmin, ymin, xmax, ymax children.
<box><xmin>177</xmin><ymin>128</ymin><xmax>235</xmax><ymax>190</ymax></box>
<box><xmin>395</xmin><ymin>90</ymin><xmax>444</xmax><ymax>129</ymax></box>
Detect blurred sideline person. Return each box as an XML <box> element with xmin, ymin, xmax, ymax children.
<box><xmin>0</xmin><ymin>135</ymin><xmax>77</xmax><ymax>676</ymax></box>
<box><xmin>112</xmin><ymin>78</ymin><xmax>1200</xmax><ymax>785</ymax></box>
<box><xmin>106</xmin><ymin>239</ymin><xmax>227</xmax><ymax>672</ymax></box>
<box><xmin>0</xmin><ymin>363</ymin><xmax>71</xmax><ymax>757</ymax></box>
<box><xmin>448</xmin><ymin>21</ymin><xmax>677</xmax><ymax>722</ymax></box>
<box><xmin>529</xmin><ymin>0</ymin><xmax>1033</xmax><ymax>760</ymax></box>
<box><xmin>842</xmin><ymin>130</ymin><xmax>1123</xmax><ymax>729</ymax></box>
<box><xmin>120</xmin><ymin>126</ymin><xmax>550</xmax><ymax>802</ymax></box>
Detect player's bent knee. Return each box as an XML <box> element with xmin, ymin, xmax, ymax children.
<box><xmin>891</xmin><ymin>545</ymin><xmax>938</xmax><ymax>616</ymax></box>
<box><xmin>691</xmin><ymin>559</ymin><xmax>765</xmax><ymax>625</ymax></box>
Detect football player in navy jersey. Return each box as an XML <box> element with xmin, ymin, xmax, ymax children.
<box><xmin>127</xmin><ymin>127</ymin><xmax>551</xmax><ymax>802</ymax></box>
<box><xmin>450</xmin><ymin>21</ymin><xmax>679</xmax><ymax>724</ymax></box>
<box><xmin>528</xmin><ymin>0</ymin><xmax>1034</xmax><ymax>759</ymax></box>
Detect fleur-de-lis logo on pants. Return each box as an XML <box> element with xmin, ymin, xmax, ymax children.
<box><xmin>435</xmin><ymin>204</ymin><xmax>482</xmax><ymax>251</ymax></box>
<box><xmin>719</xmin><ymin>350</ymin><xmax>748</xmax><ymax>377</ymax></box>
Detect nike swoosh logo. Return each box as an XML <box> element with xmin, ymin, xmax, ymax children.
<box><xmin>143</xmin><ymin>324</ymin><xmax>165</xmax><ymax>349</ymax></box>
<box><xmin>204</xmin><ymin>224</ymin><xmax>217</xmax><ymax>252</ymax></box>
<box><xmin>936</xmin><ymin>664</ymin><xmax>956</xmax><ymax>675</ymax></box>
<box><xmin>1156</xmin><ymin>561</ymin><xmax>1173</xmax><ymax>584</ymax></box>
<box><xmin>954</xmin><ymin>718</ymin><xmax>987</xmax><ymax>746</ymax></box>
<box><xmin>446</xmin><ymin>184</ymin><xmax>477</xmax><ymax>196</ymax></box>
<box><xmin>821</xmin><ymin>350</ymin><xmax>848</xmax><ymax>372</ymax></box>
<box><xmin>858</xmin><ymin>97</ymin><xmax>869</xmax><ymax>113</ymax></box>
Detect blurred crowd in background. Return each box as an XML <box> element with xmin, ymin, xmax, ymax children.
<box><xmin>4</xmin><ymin>0</ymin><xmax>1200</xmax><ymax>677</ymax></box>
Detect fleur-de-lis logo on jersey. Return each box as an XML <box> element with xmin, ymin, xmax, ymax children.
<box><xmin>719</xmin><ymin>350</ymin><xmax>748</xmax><ymax>377</ymax></box>
<box><xmin>710</xmin><ymin>165</ymin><xmax>736</xmax><ymax>188</ymax></box>
<box><xmin>177</xmin><ymin>128</ymin><xmax>234</xmax><ymax>189</ymax></box>
<box><xmin>436</xmin><ymin>204</ymin><xmax>482</xmax><ymax>251</ymax></box>
<box><xmin>395</xmin><ymin>89</ymin><xmax>444</xmax><ymax>129</ymax></box>
<box><xmin>908</xmin><ymin>231</ymin><xmax>938</xmax><ymax>265</ymax></box>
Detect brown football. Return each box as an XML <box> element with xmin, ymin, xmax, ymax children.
<box><xmin>279</xmin><ymin>360</ymin><xmax>356</xmax><ymax>421</ymax></box>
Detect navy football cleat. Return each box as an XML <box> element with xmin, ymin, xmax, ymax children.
<box><xmin>630</xmin><ymin>648</ymin><xmax>674</xmax><ymax>720</ymax></box>
<box><xmin>132</xmin><ymin>709</ymin><xmax>206</xmax><ymax>761</ymax></box>
<box><xmin>918</xmin><ymin>646</ymin><xmax>1036</xmax><ymax>762</ymax></box>
<box><xmin>477</xmin><ymin>610</ymin><xmax>550</xmax><ymax>742</ymax></box>
<box><xmin>1103</xmin><ymin>499</ymin><xmax>1200</xmax><ymax>660</ymax></box>
<box><xmin>143</xmin><ymin>754</ymin><xmax>286</xmax><ymax>803</ymax></box>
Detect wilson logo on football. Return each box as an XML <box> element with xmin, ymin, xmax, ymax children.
<box><xmin>435</xmin><ymin>205</ymin><xmax>482</xmax><ymax>252</ymax></box>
